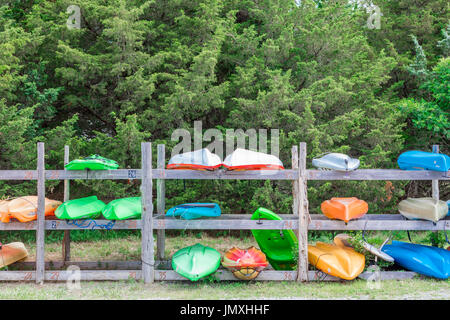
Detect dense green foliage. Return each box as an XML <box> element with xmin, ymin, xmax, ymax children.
<box><xmin>0</xmin><ymin>0</ymin><xmax>448</xmax><ymax>222</ymax></box>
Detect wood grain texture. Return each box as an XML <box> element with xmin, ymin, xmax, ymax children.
<box><xmin>156</xmin><ymin>144</ymin><xmax>166</xmax><ymax>260</ymax></box>
<box><xmin>36</xmin><ymin>142</ymin><xmax>45</xmax><ymax>284</ymax></box>
<box><xmin>141</xmin><ymin>142</ymin><xmax>154</xmax><ymax>283</ymax></box>
<box><xmin>62</xmin><ymin>145</ymin><xmax>71</xmax><ymax>262</ymax></box>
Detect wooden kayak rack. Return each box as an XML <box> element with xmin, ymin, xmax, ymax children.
<box><xmin>0</xmin><ymin>142</ymin><xmax>448</xmax><ymax>283</ymax></box>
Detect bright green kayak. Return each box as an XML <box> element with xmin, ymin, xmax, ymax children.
<box><xmin>65</xmin><ymin>155</ymin><xmax>119</xmax><ymax>170</ymax></box>
<box><xmin>172</xmin><ymin>243</ymin><xmax>221</xmax><ymax>281</ymax></box>
<box><xmin>251</xmin><ymin>208</ymin><xmax>298</xmax><ymax>270</ymax></box>
<box><xmin>102</xmin><ymin>197</ymin><xmax>142</xmax><ymax>220</ymax></box>
<box><xmin>55</xmin><ymin>196</ymin><xmax>106</xmax><ymax>219</ymax></box>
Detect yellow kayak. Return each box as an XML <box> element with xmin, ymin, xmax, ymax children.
<box><xmin>308</xmin><ymin>242</ymin><xmax>365</xmax><ymax>280</ymax></box>
<box><xmin>0</xmin><ymin>242</ymin><xmax>29</xmax><ymax>268</ymax></box>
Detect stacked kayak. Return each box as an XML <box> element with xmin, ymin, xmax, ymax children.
<box><xmin>381</xmin><ymin>241</ymin><xmax>450</xmax><ymax>279</ymax></box>
<box><xmin>166</xmin><ymin>203</ymin><xmax>221</xmax><ymax>220</ymax></box>
<box><xmin>102</xmin><ymin>197</ymin><xmax>141</xmax><ymax>220</ymax></box>
<box><xmin>55</xmin><ymin>196</ymin><xmax>106</xmax><ymax>219</ymax></box>
<box><xmin>398</xmin><ymin>197</ymin><xmax>448</xmax><ymax>223</ymax></box>
<box><xmin>321</xmin><ymin>197</ymin><xmax>368</xmax><ymax>223</ymax></box>
<box><xmin>312</xmin><ymin>153</ymin><xmax>360</xmax><ymax>171</ymax></box>
<box><xmin>0</xmin><ymin>242</ymin><xmax>28</xmax><ymax>268</ymax></box>
<box><xmin>397</xmin><ymin>151</ymin><xmax>450</xmax><ymax>172</ymax></box>
<box><xmin>223</xmin><ymin>149</ymin><xmax>284</xmax><ymax>171</ymax></box>
<box><xmin>222</xmin><ymin>247</ymin><xmax>268</xmax><ymax>280</ymax></box>
<box><xmin>308</xmin><ymin>241</ymin><xmax>366</xmax><ymax>280</ymax></box>
<box><xmin>172</xmin><ymin>243</ymin><xmax>221</xmax><ymax>281</ymax></box>
<box><xmin>251</xmin><ymin>208</ymin><xmax>298</xmax><ymax>270</ymax></box>
<box><xmin>65</xmin><ymin>155</ymin><xmax>119</xmax><ymax>170</ymax></box>
<box><xmin>167</xmin><ymin>148</ymin><xmax>222</xmax><ymax>170</ymax></box>
<box><xmin>0</xmin><ymin>196</ymin><xmax>61</xmax><ymax>223</ymax></box>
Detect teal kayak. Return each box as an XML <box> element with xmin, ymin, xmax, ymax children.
<box><xmin>102</xmin><ymin>197</ymin><xmax>141</xmax><ymax>220</ymax></box>
<box><xmin>172</xmin><ymin>243</ymin><xmax>221</xmax><ymax>281</ymax></box>
<box><xmin>65</xmin><ymin>155</ymin><xmax>119</xmax><ymax>170</ymax></box>
<box><xmin>55</xmin><ymin>196</ymin><xmax>106</xmax><ymax>219</ymax></box>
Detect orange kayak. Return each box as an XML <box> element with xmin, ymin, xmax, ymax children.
<box><xmin>308</xmin><ymin>242</ymin><xmax>365</xmax><ymax>280</ymax></box>
<box><xmin>321</xmin><ymin>197</ymin><xmax>368</xmax><ymax>223</ymax></box>
<box><xmin>222</xmin><ymin>247</ymin><xmax>268</xmax><ymax>280</ymax></box>
<box><xmin>0</xmin><ymin>196</ymin><xmax>61</xmax><ymax>223</ymax></box>
<box><xmin>0</xmin><ymin>242</ymin><xmax>28</xmax><ymax>268</ymax></box>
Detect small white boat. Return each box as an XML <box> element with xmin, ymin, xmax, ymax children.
<box><xmin>312</xmin><ymin>153</ymin><xmax>360</xmax><ymax>171</ymax></box>
<box><xmin>223</xmin><ymin>148</ymin><xmax>284</xmax><ymax>170</ymax></box>
<box><xmin>398</xmin><ymin>197</ymin><xmax>448</xmax><ymax>223</ymax></box>
<box><xmin>167</xmin><ymin>148</ymin><xmax>222</xmax><ymax>170</ymax></box>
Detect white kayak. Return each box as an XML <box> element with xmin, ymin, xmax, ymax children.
<box><xmin>398</xmin><ymin>198</ymin><xmax>448</xmax><ymax>223</ymax></box>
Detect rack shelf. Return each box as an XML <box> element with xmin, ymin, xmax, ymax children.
<box><xmin>0</xmin><ymin>142</ymin><xmax>447</xmax><ymax>283</ymax></box>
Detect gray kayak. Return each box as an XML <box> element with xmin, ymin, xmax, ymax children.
<box><xmin>312</xmin><ymin>153</ymin><xmax>360</xmax><ymax>171</ymax></box>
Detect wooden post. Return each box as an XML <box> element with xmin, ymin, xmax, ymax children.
<box><xmin>292</xmin><ymin>145</ymin><xmax>299</xmax><ymax>239</ymax></box>
<box><xmin>36</xmin><ymin>142</ymin><xmax>45</xmax><ymax>284</ymax></box>
<box><xmin>296</xmin><ymin>142</ymin><xmax>309</xmax><ymax>282</ymax></box>
<box><xmin>156</xmin><ymin>144</ymin><xmax>166</xmax><ymax>260</ymax></box>
<box><xmin>431</xmin><ymin>145</ymin><xmax>439</xmax><ymax>200</ymax></box>
<box><xmin>141</xmin><ymin>142</ymin><xmax>154</xmax><ymax>283</ymax></box>
<box><xmin>62</xmin><ymin>145</ymin><xmax>71</xmax><ymax>262</ymax></box>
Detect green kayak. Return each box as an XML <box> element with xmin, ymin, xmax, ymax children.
<box><xmin>65</xmin><ymin>154</ymin><xmax>119</xmax><ymax>170</ymax></box>
<box><xmin>55</xmin><ymin>196</ymin><xmax>106</xmax><ymax>219</ymax></box>
<box><xmin>102</xmin><ymin>197</ymin><xmax>142</xmax><ymax>220</ymax></box>
<box><xmin>172</xmin><ymin>243</ymin><xmax>221</xmax><ymax>281</ymax></box>
<box><xmin>251</xmin><ymin>207</ymin><xmax>298</xmax><ymax>270</ymax></box>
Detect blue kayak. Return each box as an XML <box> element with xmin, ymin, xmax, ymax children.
<box><xmin>447</xmin><ymin>200</ymin><xmax>450</xmax><ymax>216</ymax></box>
<box><xmin>165</xmin><ymin>203</ymin><xmax>221</xmax><ymax>220</ymax></box>
<box><xmin>397</xmin><ymin>151</ymin><xmax>450</xmax><ymax>172</ymax></box>
<box><xmin>381</xmin><ymin>241</ymin><xmax>450</xmax><ymax>279</ymax></box>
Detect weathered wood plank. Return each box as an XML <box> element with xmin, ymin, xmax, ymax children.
<box><xmin>0</xmin><ymin>214</ymin><xmax>448</xmax><ymax>230</ymax></box>
<box><xmin>307</xmin><ymin>169</ymin><xmax>449</xmax><ymax>181</ymax></box>
<box><xmin>2</xmin><ymin>168</ymin><xmax>446</xmax><ymax>181</ymax></box>
<box><xmin>308</xmin><ymin>215</ymin><xmax>450</xmax><ymax>230</ymax></box>
<box><xmin>156</xmin><ymin>144</ymin><xmax>166</xmax><ymax>260</ymax></box>
<box><xmin>36</xmin><ymin>142</ymin><xmax>45</xmax><ymax>284</ymax></box>
<box><xmin>432</xmin><ymin>145</ymin><xmax>440</xmax><ymax>200</ymax></box>
<box><xmin>0</xmin><ymin>269</ymin><xmax>419</xmax><ymax>281</ymax></box>
<box><xmin>0</xmin><ymin>170</ymin><xmax>37</xmax><ymax>180</ymax></box>
<box><xmin>297</xmin><ymin>142</ymin><xmax>309</xmax><ymax>282</ymax></box>
<box><xmin>0</xmin><ymin>219</ymin><xmax>141</xmax><ymax>230</ymax></box>
<box><xmin>62</xmin><ymin>145</ymin><xmax>71</xmax><ymax>262</ymax></box>
<box><xmin>141</xmin><ymin>142</ymin><xmax>154</xmax><ymax>283</ymax></box>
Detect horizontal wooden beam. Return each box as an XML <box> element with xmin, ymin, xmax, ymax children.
<box><xmin>307</xmin><ymin>169</ymin><xmax>449</xmax><ymax>181</ymax></box>
<box><xmin>0</xmin><ymin>270</ymin><xmax>417</xmax><ymax>281</ymax></box>
<box><xmin>1</xmin><ymin>169</ymin><xmax>447</xmax><ymax>181</ymax></box>
<box><xmin>1</xmin><ymin>214</ymin><xmax>448</xmax><ymax>230</ymax></box>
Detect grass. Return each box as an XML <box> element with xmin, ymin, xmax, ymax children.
<box><xmin>0</xmin><ymin>231</ymin><xmax>449</xmax><ymax>300</ymax></box>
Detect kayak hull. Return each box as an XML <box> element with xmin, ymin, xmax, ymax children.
<box><xmin>102</xmin><ymin>197</ymin><xmax>141</xmax><ymax>220</ymax></box>
<box><xmin>251</xmin><ymin>208</ymin><xmax>298</xmax><ymax>270</ymax></box>
<box><xmin>172</xmin><ymin>243</ymin><xmax>221</xmax><ymax>281</ymax></box>
<box><xmin>381</xmin><ymin>241</ymin><xmax>450</xmax><ymax>279</ymax></box>
<box><xmin>398</xmin><ymin>197</ymin><xmax>448</xmax><ymax>223</ymax></box>
<box><xmin>0</xmin><ymin>242</ymin><xmax>28</xmax><ymax>268</ymax></box>
<box><xmin>65</xmin><ymin>155</ymin><xmax>119</xmax><ymax>170</ymax></box>
<box><xmin>165</xmin><ymin>203</ymin><xmax>221</xmax><ymax>220</ymax></box>
<box><xmin>0</xmin><ymin>196</ymin><xmax>61</xmax><ymax>223</ymax></box>
<box><xmin>321</xmin><ymin>197</ymin><xmax>368</xmax><ymax>223</ymax></box>
<box><xmin>308</xmin><ymin>242</ymin><xmax>365</xmax><ymax>280</ymax></box>
<box><xmin>397</xmin><ymin>151</ymin><xmax>450</xmax><ymax>172</ymax></box>
<box><xmin>167</xmin><ymin>148</ymin><xmax>222</xmax><ymax>170</ymax></box>
<box><xmin>223</xmin><ymin>149</ymin><xmax>284</xmax><ymax>171</ymax></box>
<box><xmin>312</xmin><ymin>153</ymin><xmax>360</xmax><ymax>171</ymax></box>
<box><xmin>222</xmin><ymin>247</ymin><xmax>268</xmax><ymax>280</ymax></box>
<box><xmin>55</xmin><ymin>196</ymin><xmax>106</xmax><ymax>219</ymax></box>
